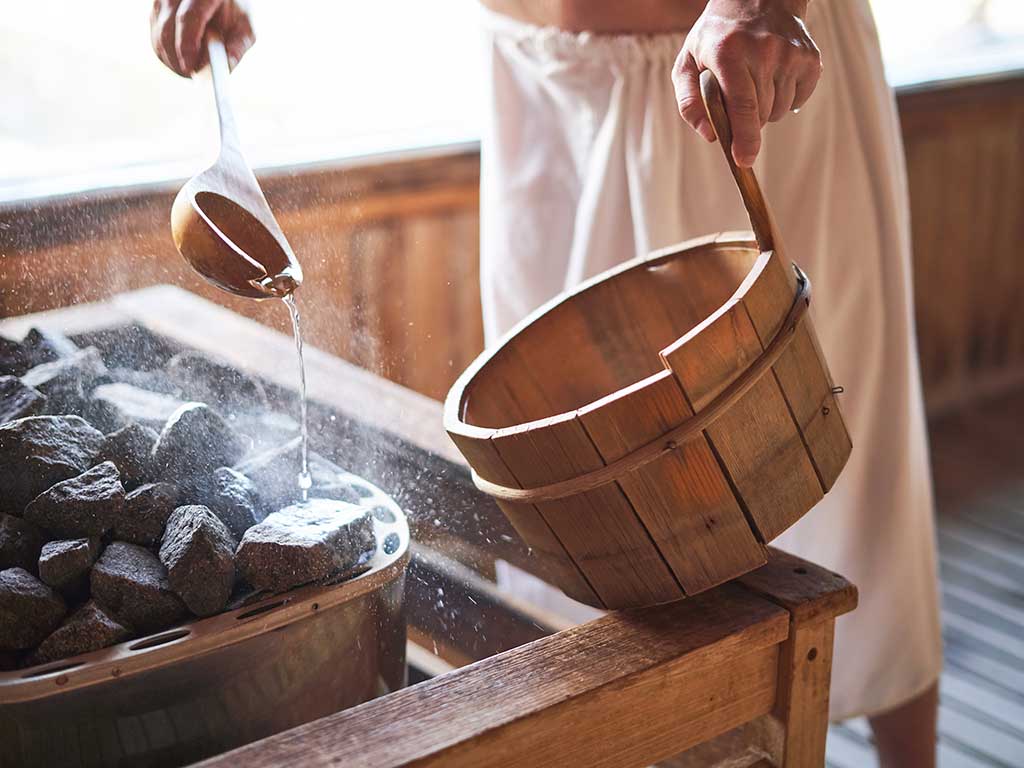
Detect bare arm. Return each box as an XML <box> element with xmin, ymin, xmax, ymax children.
<box><xmin>672</xmin><ymin>0</ymin><xmax>822</xmax><ymax>167</ymax></box>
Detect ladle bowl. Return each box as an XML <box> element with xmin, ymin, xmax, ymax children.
<box><xmin>171</xmin><ymin>34</ymin><xmax>302</xmax><ymax>299</ymax></box>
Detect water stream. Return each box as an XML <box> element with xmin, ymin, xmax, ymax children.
<box><xmin>283</xmin><ymin>294</ymin><xmax>312</xmax><ymax>501</ymax></box>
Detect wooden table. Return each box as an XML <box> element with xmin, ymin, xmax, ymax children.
<box><xmin>1</xmin><ymin>287</ymin><xmax>857</xmax><ymax>768</ymax></box>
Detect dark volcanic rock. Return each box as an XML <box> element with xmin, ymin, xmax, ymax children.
<box><xmin>24</xmin><ymin>461</ymin><xmax>125</xmax><ymax>538</ymax></box>
<box><xmin>159</xmin><ymin>505</ymin><xmax>236</xmax><ymax>616</ymax></box>
<box><xmin>202</xmin><ymin>467</ymin><xmax>259</xmax><ymax>538</ymax></box>
<box><xmin>165</xmin><ymin>351</ymin><xmax>269</xmax><ymax>413</ymax></box>
<box><xmin>0</xmin><ymin>336</ymin><xmax>30</xmax><ymax>377</ymax></box>
<box><xmin>0</xmin><ymin>415</ymin><xmax>105</xmax><ymax>513</ymax></box>
<box><xmin>106</xmin><ymin>367</ymin><xmax>183</xmax><ymax>396</ymax></box>
<box><xmin>0</xmin><ymin>514</ymin><xmax>45</xmax><ymax>573</ymax></box>
<box><xmin>72</xmin><ymin>323</ymin><xmax>183</xmax><ymax>373</ymax></box>
<box><xmin>38</xmin><ymin>538</ymin><xmax>101</xmax><ymax>595</ymax></box>
<box><xmin>236</xmin><ymin>500</ymin><xmax>376</xmax><ymax>593</ymax></box>
<box><xmin>90</xmin><ymin>542</ymin><xmax>187</xmax><ymax>633</ymax></box>
<box><xmin>34</xmin><ymin>600</ymin><xmax>129</xmax><ymax>664</ymax></box>
<box><xmin>21</xmin><ymin>346</ymin><xmax>108</xmax><ymax>415</ymax></box>
<box><xmin>90</xmin><ymin>383</ymin><xmax>186</xmax><ymax>433</ymax></box>
<box><xmin>0</xmin><ymin>568</ymin><xmax>66</xmax><ymax>651</ymax></box>
<box><xmin>151</xmin><ymin>403</ymin><xmax>249</xmax><ymax>483</ymax></box>
<box><xmin>234</xmin><ymin>438</ymin><xmax>361</xmax><ymax>517</ymax></box>
<box><xmin>0</xmin><ymin>376</ymin><xmax>46</xmax><ymax>424</ymax></box>
<box><xmin>22</xmin><ymin>327</ymin><xmax>80</xmax><ymax>366</ymax></box>
<box><xmin>114</xmin><ymin>482</ymin><xmax>179</xmax><ymax>546</ymax></box>
<box><xmin>97</xmin><ymin>422</ymin><xmax>159</xmax><ymax>489</ymax></box>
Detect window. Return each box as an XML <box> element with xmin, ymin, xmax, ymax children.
<box><xmin>2</xmin><ymin>0</ymin><xmax>1021</xmax><ymax>202</ymax></box>
<box><xmin>0</xmin><ymin>1</ymin><xmax>485</xmax><ymax>201</ymax></box>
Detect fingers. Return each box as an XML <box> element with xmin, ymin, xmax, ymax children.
<box><xmin>715</xmin><ymin>65</ymin><xmax>761</xmax><ymax>167</ymax></box>
<box><xmin>152</xmin><ymin>0</ymin><xmax>186</xmax><ymax>76</ymax></box>
<box><xmin>792</xmin><ymin>61</ymin><xmax>821</xmax><ymax>111</ymax></box>
<box><xmin>755</xmin><ymin>74</ymin><xmax>774</xmax><ymax>126</ymax></box>
<box><xmin>672</xmin><ymin>50</ymin><xmax>716</xmax><ymax>142</ymax></box>
<box><xmin>176</xmin><ymin>0</ymin><xmax>222</xmax><ymax>75</ymax></box>
<box><xmin>218</xmin><ymin>1</ymin><xmax>256</xmax><ymax>70</ymax></box>
<box><xmin>769</xmin><ymin>76</ymin><xmax>796</xmax><ymax>122</ymax></box>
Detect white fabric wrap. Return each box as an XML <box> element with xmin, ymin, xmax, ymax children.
<box><xmin>479</xmin><ymin>0</ymin><xmax>942</xmax><ymax>720</ymax></box>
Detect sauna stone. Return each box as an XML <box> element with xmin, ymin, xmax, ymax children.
<box><xmin>115</xmin><ymin>482</ymin><xmax>180</xmax><ymax>547</ymax></box>
<box><xmin>159</xmin><ymin>505</ymin><xmax>236</xmax><ymax>617</ymax></box>
<box><xmin>21</xmin><ymin>346</ymin><xmax>108</xmax><ymax>415</ymax></box>
<box><xmin>97</xmin><ymin>422</ymin><xmax>159</xmax><ymax>489</ymax></box>
<box><xmin>236</xmin><ymin>502</ymin><xmax>375</xmax><ymax>593</ymax></box>
<box><xmin>235</xmin><ymin>440</ymin><xmax>361</xmax><ymax>517</ymax></box>
<box><xmin>0</xmin><ymin>514</ymin><xmax>45</xmax><ymax>573</ymax></box>
<box><xmin>151</xmin><ymin>403</ymin><xmax>249</xmax><ymax>483</ymax></box>
<box><xmin>0</xmin><ymin>568</ymin><xmax>66</xmax><ymax>651</ymax></box>
<box><xmin>106</xmin><ymin>366</ymin><xmax>183</xmax><ymax>397</ymax></box>
<box><xmin>24</xmin><ymin>461</ymin><xmax>125</xmax><ymax>539</ymax></box>
<box><xmin>0</xmin><ymin>415</ymin><xmax>105</xmax><ymax>513</ymax></box>
<box><xmin>0</xmin><ymin>376</ymin><xmax>46</xmax><ymax>425</ymax></box>
<box><xmin>203</xmin><ymin>466</ymin><xmax>260</xmax><ymax>539</ymax></box>
<box><xmin>91</xmin><ymin>542</ymin><xmax>187</xmax><ymax>634</ymax></box>
<box><xmin>165</xmin><ymin>350</ymin><xmax>269</xmax><ymax>413</ymax></box>
<box><xmin>0</xmin><ymin>336</ymin><xmax>30</xmax><ymax>377</ymax></box>
<box><xmin>21</xmin><ymin>327</ymin><xmax>81</xmax><ymax>366</ymax></box>
<box><xmin>34</xmin><ymin>600</ymin><xmax>129</xmax><ymax>664</ymax></box>
<box><xmin>90</xmin><ymin>382</ymin><xmax>186</xmax><ymax>433</ymax></box>
<box><xmin>38</xmin><ymin>538</ymin><xmax>101</xmax><ymax>594</ymax></box>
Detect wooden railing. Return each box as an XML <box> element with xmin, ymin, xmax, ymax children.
<box><xmin>2</xmin><ymin>72</ymin><xmax>1022</xmax><ymax>412</ymax></box>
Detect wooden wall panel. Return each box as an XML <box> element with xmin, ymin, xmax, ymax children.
<box><xmin>2</xmin><ymin>73</ymin><xmax>1022</xmax><ymax>415</ymax></box>
<box><xmin>0</xmin><ymin>147</ymin><xmax>482</xmax><ymax>402</ymax></box>
<box><xmin>897</xmin><ymin>74</ymin><xmax>1024</xmax><ymax>414</ymax></box>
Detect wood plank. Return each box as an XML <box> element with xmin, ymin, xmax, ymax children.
<box><xmin>938</xmin><ymin>707</ymin><xmax>1024</xmax><ymax>768</ymax></box>
<box><xmin>446</xmin><ymin>430</ymin><xmax>602</xmax><ymax>607</ymax></box>
<box><xmin>492</xmin><ymin>415</ymin><xmax>685</xmax><ymax>608</ymax></box>
<box><xmin>737</xmin><ymin>548</ymin><xmax>858</xmax><ymax>627</ymax></box>
<box><xmin>941</xmin><ymin>671</ymin><xmax>1024</xmax><ymax>740</ymax></box>
<box><xmin>578</xmin><ymin>370</ymin><xmax>766</xmax><ymax>594</ymax></box>
<box><xmin>662</xmin><ymin>300</ymin><xmax>822</xmax><ymax>542</ymax></box>
<box><xmin>740</xmin><ymin>253</ymin><xmax>851</xmax><ymax>490</ymax></box>
<box><xmin>776</xmin><ymin>621</ymin><xmax>835</xmax><ymax>768</ymax></box>
<box><xmin>195</xmin><ymin>585</ymin><xmax>790</xmax><ymax>768</ymax></box>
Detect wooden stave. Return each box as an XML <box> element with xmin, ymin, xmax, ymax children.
<box><xmin>444</xmin><ymin>235</ymin><xmax>851</xmax><ymax>608</ymax></box>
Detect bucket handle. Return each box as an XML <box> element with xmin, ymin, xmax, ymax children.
<box><xmin>699</xmin><ymin>69</ymin><xmax>781</xmax><ymax>256</ymax></box>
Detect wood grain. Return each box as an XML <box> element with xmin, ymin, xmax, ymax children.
<box><xmin>578</xmin><ymin>370</ymin><xmax>766</xmax><ymax>594</ymax></box>
<box><xmin>737</xmin><ymin>548</ymin><xmax>858</xmax><ymax>627</ymax></box>
<box><xmin>662</xmin><ymin>299</ymin><xmax>823</xmax><ymax>541</ymax></box>
<box><xmin>775</xmin><ymin>621</ymin><xmax>835</xmax><ymax>768</ymax></box>
<box><xmin>491</xmin><ymin>415</ymin><xmax>685</xmax><ymax>608</ymax></box>
<box><xmin>195</xmin><ymin>584</ymin><xmax>790</xmax><ymax>768</ymax></box>
<box><xmin>740</xmin><ymin>253</ymin><xmax>851</xmax><ymax>491</ymax></box>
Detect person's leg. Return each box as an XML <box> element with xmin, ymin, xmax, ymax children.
<box><xmin>868</xmin><ymin>682</ymin><xmax>939</xmax><ymax>768</ymax></box>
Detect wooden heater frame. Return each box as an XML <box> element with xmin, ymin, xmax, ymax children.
<box><xmin>0</xmin><ymin>287</ymin><xmax>856</xmax><ymax>768</ymax></box>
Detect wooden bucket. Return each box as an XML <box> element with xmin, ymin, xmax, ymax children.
<box><xmin>444</xmin><ymin>71</ymin><xmax>852</xmax><ymax>610</ymax></box>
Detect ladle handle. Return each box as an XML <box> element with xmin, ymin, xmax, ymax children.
<box><xmin>699</xmin><ymin>69</ymin><xmax>781</xmax><ymax>256</ymax></box>
<box><xmin>206</xmin><ymin>31</ymin><xmax>241</xmax><ymax>155</ymax></box>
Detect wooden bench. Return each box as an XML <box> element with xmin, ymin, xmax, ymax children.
<box><xmin>1</xmin><ymin>287</ymin><xmax>856</xmax><ymax>768</ymax></box>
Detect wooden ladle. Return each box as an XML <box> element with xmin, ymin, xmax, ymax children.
<box><xmin>171</xmin><ymin>33</ymin><xmax>302</xmax><ymax>299</ymax></box>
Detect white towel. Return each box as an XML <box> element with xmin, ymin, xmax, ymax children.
<box><xmin>479</xmin><ymin>0</ymin><xmax>942</xmax><ymax>720</ymax></box>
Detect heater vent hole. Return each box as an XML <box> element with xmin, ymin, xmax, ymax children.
<box><xmin>22</xmin><ymin>661</ymin><xmax>84</xmax><ymax>679</ymax></box>
<box><xmin>373</xmin><ymin>506</ymin><xmax>397</xmax><ymax>523</ymax></box>
<box><xmin>383</xmin><ymin>533</ymin><xmax>401</xmax><ymax>555</ymax></box>
<box><xmin>236</xmin><ymin>600</ymin><xmax>288</xmax><ymax>621</ymax></box>
<box><xmin>130</xmin><ymin>629</ymin><xmax>191</xmax><ymax>651</ymax></box>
